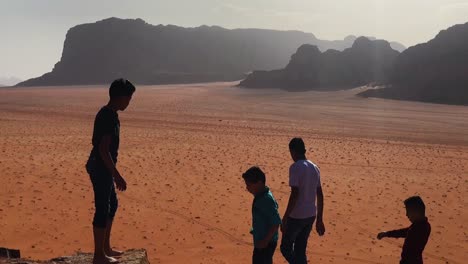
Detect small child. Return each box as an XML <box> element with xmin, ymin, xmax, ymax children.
<box><xmin>242</xmin><ymin>166</ymin><xmax>282</xmax><ymax>264</ymax></box>
<box><xmin>377</xmin><ymin>196</ymin><xmax>431</xmax><ymax>264</ymax></box>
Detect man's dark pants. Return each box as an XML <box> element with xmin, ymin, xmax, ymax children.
<box><xmin>280</xmin><ymin>216</ymin><xmax>316</xmax><ymax>264</ymax></box>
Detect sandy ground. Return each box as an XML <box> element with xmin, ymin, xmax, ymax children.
<box><xmin>0</xmin><ymin>82</ymin><xmax>467</xmax><ymax>264</ymax></box>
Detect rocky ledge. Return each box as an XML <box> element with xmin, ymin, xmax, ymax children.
<box><xmin>0</xmin><ymin>249</ymin><xmax>149</xmax><ymax>264</ymax></box>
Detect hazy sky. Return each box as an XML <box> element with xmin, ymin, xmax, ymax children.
<box><xmin>1</xmin><ymin>0</ymin><xmax>468</xmax><ymax>80</ymax></box>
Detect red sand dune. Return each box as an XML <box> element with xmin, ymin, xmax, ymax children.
<box><xmin>0</xmin><ymin>83</ymin><xmax>467</xmax><ymax>263</ymax></box>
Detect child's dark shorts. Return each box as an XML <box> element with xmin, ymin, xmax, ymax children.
<box><xmin>86</xmin><ymin>157</ymin><xmax>118</xmax><ymax>228</ymax></box>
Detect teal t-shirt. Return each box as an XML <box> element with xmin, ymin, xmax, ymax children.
<box><xmin>251</xmin><ymin>186</ymin><xmax>282</xmax><ymax>244</ymax></box>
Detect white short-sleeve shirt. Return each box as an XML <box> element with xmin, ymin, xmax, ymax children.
<box><xmin>289</xmin><ymin>160</ymin><xmax>321</xmax><ymax>219</ymax></box>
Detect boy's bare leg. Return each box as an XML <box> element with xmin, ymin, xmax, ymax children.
<box><xmin>94</xmin><ymin>227</ymin><xmax>119</xmax><ymax>264</ymax></box>
<box><xmin>104</xmin><ymin>219</ymin><xmax>124</xmax><ymax>257</ymax></box>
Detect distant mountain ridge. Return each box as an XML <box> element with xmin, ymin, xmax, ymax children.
<box><xmin>341</xmin><ymin>35</ymin><xmax>405</xmax><ymax>54</ymax></box>
<box><xmin>17</xmin><ymin>17</ymin><xmax>405</xmax><ymax>86</ymax></box>
<box><xmin>239</xmin><ymin>37</ymin><xmax>400</xmax><ymax>90</ymax></box>
<box><xmin>360</xmin><ymin>21</ymin><xmax>468</xmax><ymax>105</ymax></box>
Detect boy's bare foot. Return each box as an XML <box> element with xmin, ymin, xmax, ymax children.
<box><xmin>93</xmin><ymin>255</ymin><xmax>119</xmax><ymax>264</ymax></box>
<box><xmin>105</xmin><ymin>249</ymin><xmax>124</xmax><ymax>257</ymax></box>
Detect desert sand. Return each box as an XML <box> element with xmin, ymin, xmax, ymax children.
<box><xmin>0</xmin><ymin>82</ymin><xmax>467</xmax><ymax>263</ymax></box>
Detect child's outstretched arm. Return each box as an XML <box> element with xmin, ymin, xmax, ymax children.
<box><xmin>378</xmin><ymin>227</ymin><xmax>409</xmax><ymax>239</ymax></box>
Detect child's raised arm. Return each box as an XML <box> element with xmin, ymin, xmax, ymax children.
<box><xmin>378</xmin><ymin>227</ymin><xmax>409</xmax><ymax>239</ymax></box>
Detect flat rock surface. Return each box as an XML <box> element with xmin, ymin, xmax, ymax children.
<box><xmin>1</xmin><ymin>249</ymin><xmax>148</xmax><ymax>264</ymax></box>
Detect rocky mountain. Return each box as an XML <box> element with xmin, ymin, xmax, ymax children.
<box><xmin>239</xmin><ymin>37</ymin><xmax>400</xmax><ymax>90</ymax></box>
<box><xmin>341</xmin><ymin>35</ymin><xmax>406</xmax><ymax>53</ymax></box>
<box><xmin>17</xmin><ymin>17</ymin><xmax>405</xmax><ymax>86</ymax></box>
<box><xmin>360</xmin><ymin>22</ymin><xmax>468</xmax><ymax>105</ymax></box>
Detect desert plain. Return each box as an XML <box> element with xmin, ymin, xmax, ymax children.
<box><xmin>0</xmin><ymin>82</ymin><xmax>467</xmax><ymax>263</ymax></box>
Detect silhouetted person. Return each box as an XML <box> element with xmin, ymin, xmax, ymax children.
<box><xmin>86</xmin><ymin>79</ymin><xmax>135</xmax><ymax>264</ymax></box>
<box><xmin>242</xmin><ymin>166</ymin><xmax>282</xmax><ymax>264</ymax></box>
<box><xmin>280</xmin><ymin>138</ymin><xmax>325</xmax><ymax>264</ymax></box>
<box><xmin>378</xmin><ymin>196</ymin><xmax>431</xmax><ymax>264</ymax></box>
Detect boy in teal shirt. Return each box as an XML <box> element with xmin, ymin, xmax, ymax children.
<box><xmin>242</xmin><ymin>166</ymin><xmax>282</xmax><ymax>264</ymax></box>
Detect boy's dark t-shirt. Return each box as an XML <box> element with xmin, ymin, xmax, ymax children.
<box><xmin>91</xmin><ymin>106</ymin><xmax>120</xmax><ymax>166</ymax></box>
<box><xmin>386</xmin><ymin>217</ymin><xmax>431</xmax><ymax>264</ymax></box>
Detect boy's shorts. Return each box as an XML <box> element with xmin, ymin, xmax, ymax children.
<box><xmin>86</xmin><ymin>157</ymin><xmax>118</xmax><ymax>228</ymax></box>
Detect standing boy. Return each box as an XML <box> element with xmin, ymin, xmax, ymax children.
<box><xmin>242</xmin><ymin>166</ymin><xmax>282</xmax><ymax>264</ymax></box>
<box><xmin>86</xmin><ymin>79</ymin><xmax>135</xmax><ymax>264</ymax></box>
<box><xmin>377</xmin><ymin>196</ymin><xmax>431</xmax><ymax>264</ymax></box>
<box><xmin>281</xmin><ymin>138</ymin><xmax>325</xmax><ymax>264</ymax></box>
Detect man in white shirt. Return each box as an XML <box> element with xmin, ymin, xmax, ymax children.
<box><xmin>280</xmin><ymin>138</ymin><xmax>325</xmax><ymax>264</ymax></box>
